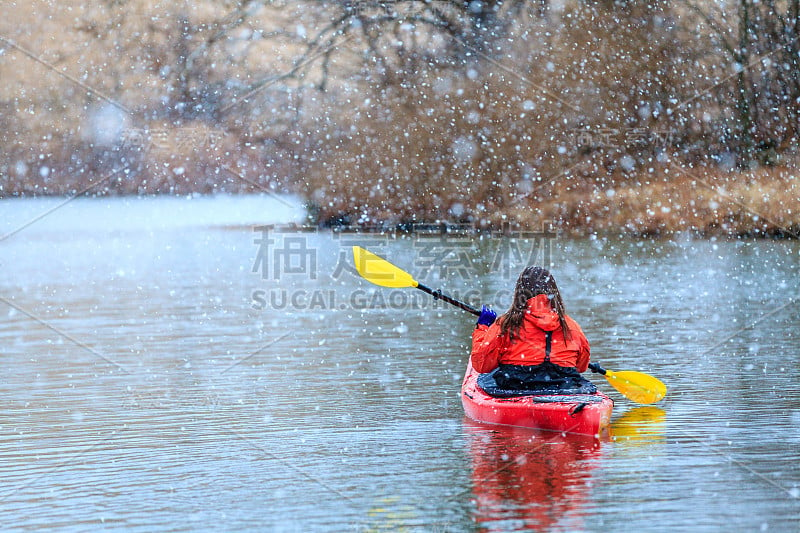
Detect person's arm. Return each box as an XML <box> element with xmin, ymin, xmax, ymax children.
<box><xmin>471</xmin><ymin>307</ymin><xmax>504</xmax><ymax>373</ymax></box>
<box><xmin>567</xmin><ymin>318</ymin><xmax>591</xmax><ymax>372</ymax></box>
<box><xmin>572</xmin><ymin>321</ymin><xmax>591</xmax><ymax>373</ymax></box>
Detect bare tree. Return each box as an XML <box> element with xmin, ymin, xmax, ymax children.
<box><xmin>686</xmin><ymin>0</ymin><xmax>800</xmax><ymax>164</ymax></box>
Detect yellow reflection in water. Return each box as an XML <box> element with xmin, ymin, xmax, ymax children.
<box><xmin>610</xmin><ymin>406</ymin><xmax>667</xmax><ymax>444</ymax></box>
<box><xmin>363</xmin><ymin>496</ymin><xmax>417</xmax><ymax>532</ymax></box>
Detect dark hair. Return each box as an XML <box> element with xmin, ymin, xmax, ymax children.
<box><xmin>499</xmin><ymin>266</ymin><xmax>571</xmax><ymax>342</ymax></box>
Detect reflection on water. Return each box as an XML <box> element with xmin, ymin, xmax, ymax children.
<box><xmin>463</xmin><ymin>407</ymin><xmax>669</xmax><ymax>532</ymax></box>
<box><xmin>610</xmin><ymin>407</ymin><xmax>667</xmax><ymax>444</ymax></box>
<box><xmin>1</xmin><ymin>196</ymin><xmax>799</xmax><ymax>530</ymax></box>
<box><xmin>464</xmin><ymin>420</ymin><xmax>604</xmax><ymax>532</ymax></box>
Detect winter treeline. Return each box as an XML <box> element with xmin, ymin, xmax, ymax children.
<box><xmin>0</xmin><ymin>0</ymin><xmax>798</xmax><ymax>234</ymax></box>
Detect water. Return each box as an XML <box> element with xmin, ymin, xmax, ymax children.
<box><xmin>1</xmin><ymin>195</ymin><xmax>799</xmax><ymax>531</ymax></box>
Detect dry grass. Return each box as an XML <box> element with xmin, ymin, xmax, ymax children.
<box><xmin>506</xmin><ymin>165</ymin><xmax>800</xmax><ymax>237</ymax></box>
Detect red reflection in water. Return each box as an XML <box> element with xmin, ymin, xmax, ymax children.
<box><xmin>464</xmin><ymin>419</ymin><xmax>606</xmax><ymax>532</ymax></box>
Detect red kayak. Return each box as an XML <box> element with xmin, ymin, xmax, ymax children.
<box><xmin>461</xmin><ymin>364</ymin><xmax>613</xmax><ymax>436</ymax></box>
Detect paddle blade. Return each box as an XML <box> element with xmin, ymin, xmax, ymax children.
<box><xmin>352</xmin><ymin>246</ymin><xmax>418</xmax><ymax>289</ymax></box>
<box><xmin>604</xmin><ymin>370</ymin><xmax>667</xmax><ymax>405</ymax></box>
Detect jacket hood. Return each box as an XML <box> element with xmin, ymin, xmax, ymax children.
<box><xmin>524</xmin><ymin>294</ymin><xmax>561</xmax><ymax>331</ymax></box>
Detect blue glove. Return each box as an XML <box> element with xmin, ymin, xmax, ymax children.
<box><xmin>476</xmin><ymin>305</ymin><xmax>497</xmax><ymax>327</ymax></box>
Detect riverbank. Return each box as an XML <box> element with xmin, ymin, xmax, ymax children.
<box><xmin>308</xmin><ymin>164</ymin><xmax>800</xmax><ymax>238</ymax></box>
<box><xmin>517</xmin><ymin>166</ymin><xmax>800</xmax><ymax>238</ymax></box>
<box><xmin>2</xmin><ymin>164</ymin><xmax>798</xmax><ymax>239</ymax></box>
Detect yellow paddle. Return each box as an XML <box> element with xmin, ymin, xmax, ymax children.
<box><xmin>352</xmin><ymin>245</ymin><xmax>479</xmax><ymax>314</ymax></box>
<box><xmin>352</xmin><ymin>246</ymin><xmax>667</xmax><ymax>405</ymax></box>
<box><xmin>588</xmin><ymin>362</ymin><xmax>667</xmax><ymax>404</ymax></box>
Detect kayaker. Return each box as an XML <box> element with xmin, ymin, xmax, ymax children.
<box><xmin>471</xmin><ymin>266</ymin><xmax>596</xmax><ymax>394</ymax></box>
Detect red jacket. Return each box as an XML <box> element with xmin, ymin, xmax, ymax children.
<box><xmin>471</xmin><ymin>294</ymin><xmax>591</xmax><ymax>373</ymax></box>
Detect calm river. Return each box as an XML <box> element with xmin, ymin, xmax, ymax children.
<box><xmin>1</xmin><ymin>195</ymin><xmax>798</xmax><ymax>531</ymax></box>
